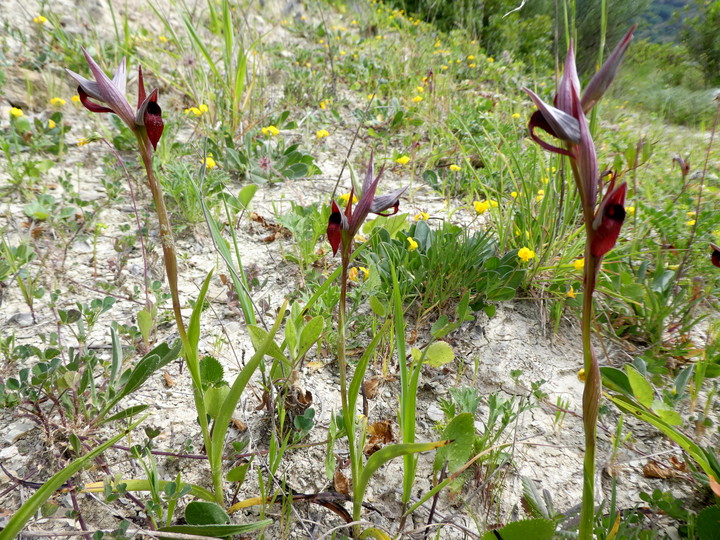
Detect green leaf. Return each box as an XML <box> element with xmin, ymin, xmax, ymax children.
<box><xmin>600</xmin><ymin>366</ymin><xmax>633</xmax><ymax>396</ymax></box>
<box><xmin>368</xmin><ymin>295</ymin><xmax>387</xmax><ymax>318</ymax></box>
<box><xmin>226</xmin><ymin>460</ymin><xmax>252</xmax><ymax>484</ymax></box>
<box><xmin>298</xmin><ymin>316</ymin><xmax>323</xmax><ymax>359</ymax></box>
<box><xmin>481</xmin><ymin>518</ymin><xmax>555</xmax><ymax>540</ymax></box>
<box><xmin>101</xmin><ymin>405</ymin><xmax>149</xmax><ymax>425</ymax></box>
<box><xmin>204</xmin><ymin>385</ymin><xmax>230</xmax><ymax>419</ymax></box>
<box><xmin>159</xmin><ymin>520</ymin><xmax>272</xmax><ymax>537</ymax></box>
<box><xmin>651</xmin><ymin>400</ymin><xmax>682</xmax><ymax>426</ymax></box>
<box><xmin>185</xmin><ymin>501</ymin><xmax>230</xmax><ymax>525</ymax></box>
<box><xmin>697</xmin><ymin>506</ymin><xmax>720</xmax><ymax>540</ymax></box>
<box><xmin>433</xmin><ymin>413</ymin><xmax>474</xmax><ymax>473</ymax></box>
<box><xmin>137</xmin><ymin>309</ymin><xmax>152</xmax><ymax>342</ymax></box>
<box><xmin>625</xmin><ymin>365</ymin><xmax>654</xmax><ymax>408</ymax></box>
<box><xmin>425</xmin><ymin>341</ymin><xmax>454</xmax><ymax>368</ymax></box>
<box><xmin>248</xmin><ymin>325</ymin><xmax>287</xmax><ymax>365</ymax></box>
<box><xmin>200</xmin><ymin>356</ymin><xmax>224</xmax><ymax>387</ymax></box>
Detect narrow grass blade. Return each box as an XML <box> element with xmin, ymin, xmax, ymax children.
<box><xmin>357</xmin><ymin>441</ymin><xmax>449</xmax><ymax>506</ymax></box>
<box><xmin>0</xmin><ymin>416</ymin><xmax>147</xmax><ymax>539</ymax></box>
<box><xmin>83</xmin><ymin>478</ymin><xmax>215</xmax><ymax>502</ymax></box>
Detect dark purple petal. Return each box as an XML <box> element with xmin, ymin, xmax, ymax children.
<box><xmin>77</xmin><ymin>87</ymin><xmax>115</xmax><ymax>114</ymax></box>
<box><xmin>66</xmin><ymin>69</ymin><xmax>104</xmax><ymax>101</ymax></box>
<box><xmin>524</xmin><ymin>88</ymin><xmax>581</xmax><ymax>144</ymax></box>
<box><xmin>581</xmin><ymin>26</ymin><xmax>635</xmax><ymax>114</ymax></box>
<box><xmin>370</xmin><ymin>186</ymin><xmax>407</xmax><ymax>214</ymax></box>
<box><xmin>572</xmin><ymin>83</ymin><xmax>598</xmax><ymax>208</ymax></box>
<box><xmin>361</xmin><ymin>149</ymin><xmax>375</xmax><ymax>194</ymax></box>
<box><xmin>528</xmin><ymin>111</ymin><xmax>574</xmax><ymax>156</ymax></box>
<box><xmin>81</xmin><ymin>48</ymin><xmax>135</xmax><ymax>128</ymax></box>
<box><xmin>556</xmin><ymin>41</ymin><xmax>581</xmax><ymax>114</ymax></box>
<box><xmin>137</xmin><ymin>65</ymin><xmax>146</xmax><ymax>109</ymax></box>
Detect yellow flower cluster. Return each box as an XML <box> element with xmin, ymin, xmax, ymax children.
<box><xmin>449</xmin><ymin>164</ymin><xmax>461</xmax><ymax>172</ymax></box>
<box><xmin>573</xmin><ymin>258</ymin><xmax>585</xmax><ymax>271</ymax></box>
<box><xmin>33</xmin><ymin>15</ymin><xmax>47</xmax><ymax>24</ymax></box>
<box><xmin>473</xmin><ymin>199</ymin><xmax>498</xmax><ymax>214</ymax></box>
<box><xmin>338</xmin><ymin>193</ymin><xmax>358</xmax><ymax>206</ymax></box>
<box><xmin>411</xmin><ymin>95</ymin><xmax>422</xmax><ymax>103</ymax></box>
<box><xmin>261</xmin><ymin>125</ymin><xmax>280</xmax><ymax>136</ymax></box>
<box><xmin>9</xmin><ymin>107</ymin><xmax>23</xmax><ymax>118</ymax></box>
<box><xmin>349</xmin><ymin>267</ymin><xmax>370</xmax><ymax>282</ymax></box>
<box><xmin>414</xmin><ymin>211</ymin><xmax>429</xmax><ymax>221</ymax></box>
<box><xmin>48</xmin><ymin>119</ymin><xmax>56</xmax><ymax>129</ymax></box>
<box><xmin>407</xmin><ymin>237</ymin><xmax>418</xmax><ymax>251</ymax></box>
<box><xmin>184</xmin><ymin>103</ymin><xmax>209</xmax><ymax>117</ymax></box>
<box><xmin>518</xmin><ymin>247</ymin><xmax>535</xmax><ymax>263</ymax></box>
<box><xmin>396</xmin><ymin>155</ymin><xmax>410</xmax><ymax>165</ymax></box>
<box><xmin>50</xmin><ymin>97</ymin><xmax>66</xmax><ymax>106</ymax></box>
<box><xmin>203</xmin><ymin>153</ymin><xmax>217</xmax><ymax>169</ymax></box>
<box><xmin>316</xmin><ymin>129</ymin><xmax>330</xmax><ymax>139</ymax></box>
<box><xmin>71</xmin><ymin>95</ymin><xmax>81</xmax><ymax>104</ymax></box>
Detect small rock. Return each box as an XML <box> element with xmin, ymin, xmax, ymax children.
<box><xmin>3</xmin><ymin>420</ymin><xmax>36</xmax><ymax>444</ymax></box>
<box><xmin>7</xmin><ymin>312</ymin><xmax>33</xmax><ymax>327</ymax></box>
<box><xmin>426</xmin><ymin>404</ymin><xmax>444</xmax><ymax>423</ymax></box>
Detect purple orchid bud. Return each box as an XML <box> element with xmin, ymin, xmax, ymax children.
<box><xmin>67</xmin><ymin>48</ymin><xmax>164</xmax><ymax>150</ymax></box>
<box><xmin>581</xmin><ymin>26</ymin><xmax>635</xmax><ymax>114</ymax></box>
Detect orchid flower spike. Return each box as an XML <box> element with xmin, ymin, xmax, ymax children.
<box><xmin>327</xmin><ymin>151</ymin><xmax>407</xmax><ymax>256</ymax></box>
<box><xmin>67</xmin><ymin>48</ymin><xmax>164</xmax><ymax>150</ymax></box>
<box><xmin>523</xmin><ymin>26</ymin><xmax>635</xmax><ymax>213</ymax></box>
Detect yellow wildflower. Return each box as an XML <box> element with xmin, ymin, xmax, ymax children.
<box><xmin>261</xmin><ymin>125</ymin><xmax>280</xmax><ymax>136</ymax></box>
<box><xmin>469</xmin><ymin>63</ymin><xmax>476</xmax><ymax>68</ymax></box>
<box><xmin>626</xmin><ymin>206</ymin><xmax>635</xmax><ymax>216</ymax></box>
<box><xmin>577</xmin><ymin>368</ymin><xmax>586</xmax><ymax>382</ymax></box>
<box><xmin>542</xmin><ymin>176</ymin><xmax>549</xmax><ymax>184</ymax></box>
<box><xmin>536</xmin><ymin>189</ymin><xmax>545</xmax><ymax>202</ymax></box>
<box><xmin>573</xmin><ymin>258</ymin><xmax>585</xmax><ymax>271</ymax></box>
<box><xmin>467</xmin><ymin>55</ymin><xmax>475</xmax><ymax>60</ymax></box>
<box><xmin>510</xmin><ymin>191</ymin><xmax>518</xmax><ymax>198</ymax></box>
<box><xmin>489</xmin><ymin>200</ymin><xmax>499</xmax><ymax>208</ymax></box>
<box><xmin>518</xmin><ymin>247</ymin><xmax>536</xmax><ymax>263</ymax></box>
<box><xmin>319</xmin><ymin>101</ymin><xmax>326</xmax><ymax>109</ymax></box>
<box><xmin>50</xmin><ymin>97</ymin><xmax>66</xmax><ymax>106</ymax></box>
<box><xmin>48</xmin><ymin>119</ymin><xmax>56</xmax><ymax>129</ymax></box>
<box><xmin>512</xmin><ymin>113</ymin><xmax>520</xmax><ymax>119</ymax></box>
<box><xmin>487</xmin><ymin>57</ymin><xmax>495</xmax><ymax>63</ymax></box>
<box><xmin>78</xmin><ymin>138</ymin><xmax>90</xmax><ymax>146</ymax></box>
<box><xmin>367</xmin><ymin>93</ymin><xmax>376</xmax><ymax>100</ymax></box>
<box><xmin>316</xmin><ymin>129</ymin><xmax>330</xmax><ymax>139</ymax></box>
<box><xmin>449</xmin><ymin>164</ymin><xmax>461</xmax><ymax>172</ymax></box>
<box><xmin>354</xmin><ymin>234</ymin><xmax>367</xmax><ymax>243</ymax></box>
<box><xmin>159</xmin><ymin>35</ymin><xmax>168</xmax><ymax>43</ymax></box>
<box><xmin>686</xmin><ymin>219</ymin><xmax>696</xmax><ymax>226</ymax></box>
<box><xmin>359</xmin><ymin>267</ymin><xmax>370</xmax><ymax>280</ymax></box>
<box><xmin>686</xmin><ymin>211</ymin><xmax>696</xmax><ymax>217</ymax></box>
<box><xmin>414</xmin><ymin>211</ymin><xmax>429</xmax><ymax>221</ymax></box>
<box><xmin>33</xmin><ymin>15</ymin><xmax>48</xmax><ymax>24</ymax></box>
<box><xmin>185</xmin><ymin>107</ymin><xmax>201</xmax><ymax>116</ymax></box>
<box><xmin>412</xmin><ymin>96</ymin><xmax>423</xmax><ymax>103</ymax></box>
<box><xmin>396</xmin><ymin>155</ymin><xmax>410</xmax><ymax>165</ymax></box>
<box><xmin>71</xmin><ymin>95</ymin><xmax>81</xmax><ymax>104</ymax></box>
<box><xmin>339</xmin><ymin>193</ymin><xmax>359</xmax><ymax>206</ymax></box>
<box><xmin>199</xmin><ymin>103</ymin><xmax>209</xmax><ymax>114</ymax></box>
<box><xmin>440</xmin><ymin>65</ymin><xmax>448</xmax><ymax>71</ymax></box>
<box><xmin>9</xmin><ymin>107</ymin><xmax>24</xmax><ymax>118</ymax></box>
<box><xmin>349</xmin><ymin>267</ymin><xmax>359</xmax><ymax>282</ymax></box>
<box><xmin>566</xmin><ymin>286</ymin><xmax>576</xmax><ymax>299</ymax></box>
<box><xmin>416</xmin><ymin>86</ymin><xmax>424</xmax><ymax>93</ymax></box>
<box><xmin>203</xmin><ymin>153</ymin><xmax>217</xmax><ymax>169</ymax></box>
<box><xmin>407</xmin><ymin>237</ymin><xmax>418</xmax><ymax>251</ymax></box>
<box><xmin>474</xmin><ymin>200</ymin><xmax>490</xmax><ymax>214</ymax></box>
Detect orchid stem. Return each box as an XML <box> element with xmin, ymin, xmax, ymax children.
<box><xmin>338</xmin><ymin>249</ymin><xmax>360</xmax><ymax>535</ymax></box>
<box><xmin>579</xmin><ymin>250</ymin><xmax>600</xmax><ymax>540</ymax></box>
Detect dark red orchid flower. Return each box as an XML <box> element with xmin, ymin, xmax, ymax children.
<box><xmin>711</xmin><ymin>243</ymin><xmax>720</xmax><ymax>268</ymax></box>
<box><xmin>67</xmin><ymin>49</ymin><xmax>164</xmax><ymax>150</ymax></box>
<box><xmin>591</xmin><ymin>178</ymin><xmax>627</xmax><ymax>257</ymax></box>
<box><xmin>327</xmin><ymin>152</ymin><xmax>406</xmax><ymax>256</ymax></box>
